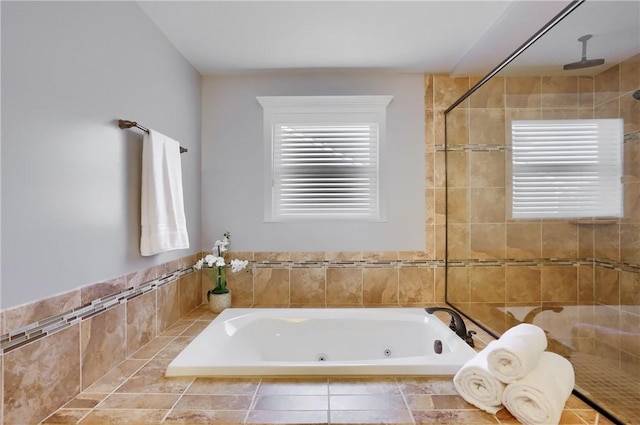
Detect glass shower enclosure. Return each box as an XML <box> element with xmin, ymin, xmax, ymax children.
<box><xmin>444</xmin><ymin>1</ymin><xmax>640</xmax><ymax>423</ymax></box>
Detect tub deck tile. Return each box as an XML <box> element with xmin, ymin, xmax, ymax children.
<box><xmin>328</xmin><ymin>378</ymin><xmax>400</xmax><ymax>395</ymax></box>
<box><xmin>175</xmin><ymin>394</ymin><xmax>254</xmax><ymax>411</ymax></box>
<box><xmin>329</xmin><ymin>395</ymin><xmax>406</xmax><ymax>411</ymax></box>
<box><xmin>181</xmin><ymin>321</ymin><xmax>211</xmax><ymax>336</ymax></box>
<box><xmin>330</xmin><ymin>410</ymin><xmax>414</xmax><ymax>425</ymax></box>
<box><xmin>258</xmin><ymin>379</ymin><xmax>329</xmax><ymax>396</ymax></box>
<box><xmin>430</xmin><ymin>394</ymin><xmax>475</xmax><ymax>410</ymax></box>
<box><xmin>412</xmin><ymin>409</ymin><xmax>499</xmax><ymax>424</ymax></box>
<box><xmin>246</xmin><ymin>410</ymin><xmax>329</xmax><ymax>424</ymax></box>
<box><xmin>41</xmin><ymin>410</ymin><xmax>90</xmax><ymax>424</ymax></box>
<box><xmin>404</xmin><ymin>394</ymin><xmax>435</xmax><ymax>411</ymax></box>
<box><xmin>163</xmin><ymin>409</ymin><xmax>247</xmax><ymax>424</ymax></box>
<box><xmin>397</xmin><ymin>378</ymin><xmax>458</xmax><ymax>396</ymax></box>
<box><xmin>155</xmin><ymin>336</ymin><xmax>196</xmax><ymax>360</ymax></box>
<box><xmin>96</xmin><ymin>393</ymin><xmax>180</xmax><ymax>409</ymax></box>
<box><xmin>252</xmin><ymin>395</ymin><xmax>329</xmax><ymax>411</ymax></box>
<box><xmin>129</xmin><ymin>336</ymin><xmax>175</xmax><ymax>359</ymax></box>
<box><xmin>115</xmin><ymin>359</ymin><xmax>193</xmax><ymax>394</ymax></box>
<box><xmin>60</xmin><ymin>394</ymin><xmax>107</xmax><ymax>409</ymax></box>
<box><xmin>81</xmin><ymin>359</ymin><xmax>148</xmax><ymax>393</ymax></box>
<box><xmin>186</xmin><ymin>378</ymin><xmax>260</xmax><ymax>395</ymax></box>
<box><xmin>159</xmin><ymin>320</ymin><xmax>197</xmax><ymax>337</ymax></box>
<box><xmin>39</xmin><ymin>306</ymin><xmax>610</xmax><ymax>425</ymax></box>
<box><xmin>77</xmin><ymin>409</ymin><xmax>169</xmax><ymax>424</ymax></box>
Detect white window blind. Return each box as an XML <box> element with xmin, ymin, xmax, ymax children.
<box><xmin>511</xmin><ymin>119</ymin><xmax>623</xmax><ymax>219</ymax></box>
<box><xmin>258</xmin><ymin>95</ymin><xmax>392</xmax><ymax>221</ymax></box>
<box><xmin>274</xmin><ymin>123</ymin><xmax>378</xmax><ymax>218</ymax></box>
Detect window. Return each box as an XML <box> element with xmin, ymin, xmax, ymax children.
<box><xmin>511</xmin><ymin>119</ymin><xmax>623</xmax><ymax>219</ymax></box>
<box><xmin>258</xmin><ymin>96</ymin><xmax>392</xmax><ymax>221</ymax></box>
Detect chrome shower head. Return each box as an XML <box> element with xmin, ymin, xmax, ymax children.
<box><xmin>633</xmin><ymin>90</ymin><xmax>640</xmax><ymax>101</ymax></box>
<box><xmin>563</xmin><ymin>34</ymin><xmax>605</xmax><ymax>70</ymax></box>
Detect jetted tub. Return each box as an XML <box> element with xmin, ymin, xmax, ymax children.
<box><xmin>166</xmin><ymin>308</ymin><xmax>477</xmax><ymax>377</ymax></box>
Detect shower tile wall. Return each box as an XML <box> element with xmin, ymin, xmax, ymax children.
<box><xmin>444</xmin><ymin>54</ymin><xmax>640</xmax><ymax>422</ymax></box>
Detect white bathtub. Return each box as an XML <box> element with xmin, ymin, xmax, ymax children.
<box><xmin>165</xmin><ymin>308</ymin><xmax>477</xmax><ymax>377</ymax></box>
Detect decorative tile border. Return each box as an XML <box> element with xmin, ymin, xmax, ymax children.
<box><xmin>441</xmin><ymin>136</ymin><xmax>640</xmax><ymax>149</ymax></box>
<box><xmin>444</xmin><ymin>144</ymin><xmax>510</xmax><ymax>152</ymax></box>
<box><xmin>252</xmin><ymin>259</ymin><xmax>446</xmax><ymax>269</ymax></box>
<box><xmin>624</xmin><ymin>130</ymin><xmax>639</xmax><ymax>143</ymax></box>
<box><xmin>0</xmin><ymin>258</ymin><xmax>449</xmax><ymax>354</ymax></box>
<box><xmin>0</xmin><ymin>267</ymin><xmax>193</xmax><ymax>354</ymax></box>
<box><xmin>4</xmin><ymin>256</ymin><xmax>637</xmax><ymax>354</ymax></box>
<box><xmin>447</xmin><ymin>257</ymin><xmax>640</xmax><ymax>273</ymax></box>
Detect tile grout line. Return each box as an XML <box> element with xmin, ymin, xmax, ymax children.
<box><xmin>78</xmin><ymin>320</ymin><xmax>83</xmax><ymax>408</ymax></box>
<box><xmin>244</xmin><ymin>378</ymin><xmax>263</xmax><ymax>424</ymax></box>
<box><xmin>99</xmin><ymin>316</ymin><xmax>198</xmax><ymax>423</ymax></box>
<box><xmin>51</xmin><ymin>355</ymin><xmax>155</xmax><ymax>425</ymax></box>
<box><xmin>394</xmin><ymin>377</ymin><xmax>417</xmax><ymax>425</ymax></box>
<box><xmin>325</xmin><ymin>377</ymin><xmax>330</xmax><ymax>424</ymax></box>
<box><xmin>83</xmin><ymin>321</ymin><xmax>186</xmax><ymax>420</ymax></box>
<box><xmin>161</xmin><ymin>376</ymin><xmax>195</xmax><ymax>423</ymax></box>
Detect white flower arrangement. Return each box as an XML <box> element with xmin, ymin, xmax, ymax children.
<box><xmin>193</xmin><ymin>231</ymin><xmax>248</xmax><ymax>294</ymax></box>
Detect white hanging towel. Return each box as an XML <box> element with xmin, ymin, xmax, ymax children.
<box><xmin>453</xmin><ymin>340</ymin><xmax>506</xmax><ymax>414</ymax></box>
<box><xmin>502</xmin><ymin>351</ymin><xmax>575</xmax><ymax>425</ymax></box>
<box><xmin>487</xmin><ymin>323</ymin><xmax>547</xmax><ymax>383</ymax></box>
<box><xmin>140</xmin><ymin>129</ymin><xmax>189</xmax><ymax>256</ymax></box>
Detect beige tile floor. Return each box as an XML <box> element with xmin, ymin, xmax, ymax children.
<box><xmin>41</xmin><ymin>306</ymin><xmax>614</xmax><ymax>425</ymax></box>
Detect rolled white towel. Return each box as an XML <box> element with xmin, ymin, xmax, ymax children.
<box><xmin>487</xmin><ymin>323</ymin><xmax>547</xmax><ymax>383</ymax></box>
<box><xmin>502</xmin><ymin>351</ymin><xmax>575</xmax><ymax>425</ymax></box>
<box><xmin>453</xmin><ymin>341</ymin><xmax>505</xmax><ymax>414</ymax></box>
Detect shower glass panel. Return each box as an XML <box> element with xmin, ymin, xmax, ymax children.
<box><xmin>444</xmin><ymin>1</ymin><xmax>640</xmax><ymax>423</ymax></box>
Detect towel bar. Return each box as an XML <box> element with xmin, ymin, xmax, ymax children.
<box><xmin>118</xmin><ymin>119</ymin><xmax>188</xmax><ymax>153</ymax></box>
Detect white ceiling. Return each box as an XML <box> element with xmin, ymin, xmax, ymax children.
<box><xmin>503</xmin><ymin>0</ymin><xmax>640</xmax><ymax>76</ymax></box>
<box><xmin>138</xmin><ymin>1</ymin><xmax>640</xmax><ymax>77</ymax></box>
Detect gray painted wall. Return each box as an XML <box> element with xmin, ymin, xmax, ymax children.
<box><xmin>201</xmin><ymin>72</ymin><xmax>425</xmax><ymax>252</ymax></box>
<box><xmin>1</xmin><ymin>1</ymin><xmax>202</xmax><ymax>309</ymax></box>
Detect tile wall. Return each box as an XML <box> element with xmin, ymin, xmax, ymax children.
<box><xmin>0</xmin><ymin>252</ymin><xmax>449</xmax><ymax>424</ymax></box>
<box><xmin>0</xmin><ymin>254</ymin><xmax>201</xmax><ymax>424</ymax></box>
<box><xmin>442</xmin><ymin>54</ymin><xmax>640</xmax><ymax>422</ymax></box>
<box><xmin>211</xmin><ymin>252</ymin><xmax>444</xmax><ymax>308</ymax></box>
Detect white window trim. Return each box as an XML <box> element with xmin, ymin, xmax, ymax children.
<box><xmin>511</xmin><ymin>118</ymin><xmax>623</xmax><ymax>219</ymax></box>
<box><xmin>258</xmin><ymin>95</ymin><xmax>393</xmax><ymax>222</ymax></box>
